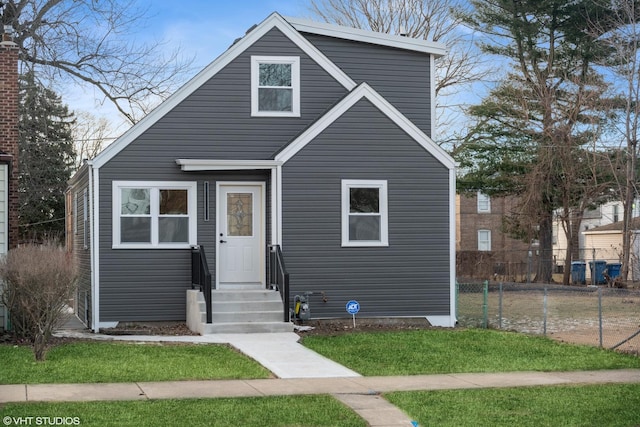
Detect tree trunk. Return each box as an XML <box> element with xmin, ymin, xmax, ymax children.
<box><xmin>536</xmin><ymin>211</ymin><xmax>554</xmax><ymax>282</ymax></box>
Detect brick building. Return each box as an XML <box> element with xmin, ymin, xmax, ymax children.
<box><xmin>0</xmin><ymin>30</ymin><xmax>19</xmax><ymax>329</ymax></box>
<box><xmin>457</xmin><ymin>192</ymin><xmax>538</xmax><ymax>281</ymax></box>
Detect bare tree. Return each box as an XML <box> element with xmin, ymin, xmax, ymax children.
<box><xmin>0</xmin><ymin>243</ymin><xmax>78</xmax><ymax>361</ymax></box>
<box><xmin>71</xmin><ymin>111</ymin><xmax>115</xmax><ymax>171</ymax></box>
<box><xmin>0</xmin><ymin>0</ymin><xmax>193</xmax><ymax>124</ymax></box>
<box><xmin>588</xmin><ymin>0</ymin><xmax>640</xmax><ymax>282</ymax></box>
<box><xmin>307</xmin><ymin>0</ymin><xmax>492</xmax><ymax>146</ymax></box>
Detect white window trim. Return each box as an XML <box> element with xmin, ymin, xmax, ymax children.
<box><xmin>341</xmin><ymin>179</ymin><xmax>389</xmax><ymax>247</ymax></box>
<box><xmin>478</xmin><ymin>229</ymin><xmax>491</xmax><ymax>251</ymax></box>
<box><xmin>73</xmin><ymin>192</ymin><xmax>78</xmax><ymax>235</ymax></box>
<box><xmin>112</xmin><ymin>181</ymin><xmax>197</xmax><ymax>249</ymax></box>
<box><xmin>477</xmin><ymin>191</ymin><xmax>491</xmax><ymax>213</ymax></box>
<box><xmin>83</xmin><ymin>189</ymin><xmax>88</xmax><ymax>250</ymax></box>
<box><xmin>251</xmin><ymin>56</ymin><xmax>300</xmax><ymax>117</ymax></box>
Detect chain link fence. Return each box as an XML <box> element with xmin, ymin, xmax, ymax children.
<box><xmin>456</xmin><ymin>281</ymin><xmax>640</xmax><ymax>354</ymax></box>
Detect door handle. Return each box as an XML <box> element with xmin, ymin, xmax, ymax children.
<box><xmin>220</xmin><ymin>240</ymin><xmax>227</xmax><ymax>243</ymax></box>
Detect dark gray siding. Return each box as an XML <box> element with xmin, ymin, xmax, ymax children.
<box><xmin>282</xmin><ymin>99</ymin><xmax>450</xmax><ymax>318</ymax></box>
<box><xmin>69</xmin><ymin>166</ymin><xmax>92</xmax><ymax>326</ymax></box>
<box><xmin>112</xmin><ymin>28</ymin><xmax>347</xmax><ymax>164</ymax></box>
<box><xmin>98</xmin><ymin>169</ymin><xmax>269</xmax><ymax>322</ymax></box>
<box><xmin>303</xmin><ymin>33</ymin><xmax>433</xmax><ymax>137</ymax></box>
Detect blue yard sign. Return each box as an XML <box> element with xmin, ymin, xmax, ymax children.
<box><xmin>346</xmin><ymin>300</ymin><xmax>360</xmax><ymax>314</ymax></box>
<box><xmin>346</xmin><ymin>300</ymin><xmax>360</xmax><ymax>328</ymax></box>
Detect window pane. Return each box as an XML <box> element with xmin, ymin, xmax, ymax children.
<box><xmin>159</xmin><ymin>217</ymin><xmax>189</xmax><ymax>243</ymax></box>
<box><xmin>258</xmin><ymin>88</ymin><xmax>292</xmax><ymax>111</ymax></box>
<box><xmin>121</xmin><ymin>189</ymin><xmax>150</xmax><ymax>215</ymax></box>
<box><xmin>350</xmin><ymin>188</ymin><xmax>379</xmax><ymax>213</ymax></box>
<box><xmin>259</xmin><ymin>63</ymin><xmax>291</xmax><ymax>86</ymax></box>
<box><xmin>349</xmin><ymin>216</ymin><xmax>381</xmax><ymax>241</ymax></box>
<box><xmin>121</xmin><ymin>217</ymin><xmax>151</xmax><ymax>243</ymax></box>
<box><xmin>160</xmin><ymin>189</ymin><xmax>188</xmax><ymax>215</ymax></box>
<box><xmin>227</xmin><ymin>193</ymin><xmax>253</xmax><ymax>237</ymax></box>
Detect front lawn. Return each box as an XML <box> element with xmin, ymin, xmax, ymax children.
<box><xmin>0</xmin><ymin>395</ymin><xmax>366</xmax><ymax>427</ymax></box>
<box><xmin>0</xmin><ymin>342</ymin><xmax>270</xmax><ymax>384</ymax></box>
<box><xmin>301</xmin><ymin>328</ymin><xmax>640</xmax><ymax>376</ymax></box>
<box><xmin>386</xmin><ymin>383</ymin><xmax>640</xmax><ymax>427</ymax></box>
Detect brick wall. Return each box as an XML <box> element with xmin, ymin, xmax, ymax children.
<box><xmin>0</xmin><ymin>38</ymin><xmax>19</xmax><ymax>249</ymax></box>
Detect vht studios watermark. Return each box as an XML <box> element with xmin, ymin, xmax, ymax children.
<box><xmin>3</xmin><ymin>416</ymin><xmax>80</xmax><ymax>426</ymax></box>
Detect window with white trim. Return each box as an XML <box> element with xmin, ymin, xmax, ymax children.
<box><xmin>478</xmin><ymin>229</ymin><xmax>491</xmax><ymax>251</ymax></box>
<box><xmin>112</xmin><ymin>181</ymin><xmax>197</xmax><ymax>248</ymax></box>
<box><xmin>341</xmin><ymin>180</ymin><xmax>388</xmax><ymax>247</ymax></box>
<box><xmin>251</xmin><ymin>56</ymin><xmax>300</xmax><ymax>116</ymax></box>
<box><xmin>477</xmin><ymin>191</ymin><xmax>490</xmax><ymax>213</ymax></box>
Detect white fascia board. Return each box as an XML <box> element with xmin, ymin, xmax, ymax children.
<box><xmin>276</xmin><ymin>82</ymin><xmax>456</xmax><ymax>170</ymax></box>
<box><xmin>582</xmin><ymin>230</ymin><xmax>623</xmax><ymax>235</ymax></box>
<box><xmin>286</xmin><ymin>16</ymin><xmax>448</xmax><ymax>58</ymax></box>
<box><xmin>176</xmin><ymin>159</ymin><xmax>282</xmax><ymax>171</ymax></box>
<box><xmin>92</xmin><ymin>12</ymin><xmax>356</xmax><ymax>169</ymax></box>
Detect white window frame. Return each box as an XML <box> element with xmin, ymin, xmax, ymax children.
<box><xmin>112</xmin><ymin>181</ymin><xmax>197</xmax><ymax>249</ymax></box>
<box><xmin>341</xmin><ymin>179</ymin><xmax>389</xmax><ymax>247</ymax></box>
<box><xmin>478</xmin><ymin>229</ymin><xmax>491</xmax><ymax>251</ymax></box>
<box><xmin>251</xmin><ymin>56</ymin><xmax>300</xmax><ymax>117</ymax></box>
<box><xmin>477</xmin><ymin>191</ymin><xmax>491</xmax><ymax>213</ymax></box>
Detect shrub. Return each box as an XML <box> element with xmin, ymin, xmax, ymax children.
<box><xmin>0</xmin><ymin>243</ymin><xmax>78</xmax><ymax>360</ymax></box>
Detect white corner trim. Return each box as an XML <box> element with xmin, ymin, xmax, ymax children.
<box><xmin>285</xmin><ymin>16</ymin><xmax>448</xmax><ymax>58</ymax></box>
<box><xmin>275</xmin><ymin>83</ymin><xmax>455</xmax><ymax>169</ymax></box>
<box><xmin>449</xmin><ymin>168</ymin><xmax>457</xmax><ymax>327</ymax></box>
<box><xmin>425</xmin><ymin>315</ymin><xmax>455</xmax><ymax>327</ymax></box>
<box><xmin>89</xmin><ymin>164</ymin><xmax>100</xmax><ymax>332</ymax></box>
<box><xmin>92</xmin><ymin>12</ymin><xmax>356</xmax><ymax>169</ymax></box>
<box><xmin>176</xmin><ymin>159</ymin><xmax>282</xmax><ymax>171</ymax></box>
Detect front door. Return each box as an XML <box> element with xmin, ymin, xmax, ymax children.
<box><xmin>217</xmin><ymin>183</ymin><xmax>265</xmax><ymax>288</ymax></box>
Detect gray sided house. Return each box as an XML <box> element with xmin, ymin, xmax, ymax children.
<box><xmin>66</xmin><ymin>13</ymin><xmax>457</xmax><ymax>333</ymax></box>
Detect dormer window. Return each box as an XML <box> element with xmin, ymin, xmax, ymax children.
<box><xmin>251</xmin><ymin>56</ymin><xmax>300</xmax><ymax>117</ymax></box>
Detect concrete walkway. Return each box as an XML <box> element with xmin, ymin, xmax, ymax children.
<box><xmin>22</xmin><ymin>329</ymin><xmax>638</xmax><ymax>426</ymax></box>
<box><xmin>54</xmin><ymin>330</ymin><xmax>360</xmax><ymax>379</ymax></box>
<box><xmin>2</xmin><ymin>370</ymin><xmax>640</xmax><ymax>426</ymax></box>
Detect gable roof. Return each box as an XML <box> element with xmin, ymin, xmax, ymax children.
<box><xmin>275</xmin><ymin>82</ymin><xmax>455</xmax><ymax>170</ymax></box>
<box><xmin>91</xmin><ymin>12</ymin><xmax>358</xmax><ymax>169</ymax></box>
<box><xmin>285</xmin><ymin>16</ymin><xmax>447</xmax><ymax>57</ymax></box>
<box><xmin>584</xmin><ymin>217</ymin><xmax>640</xmax><ymax>234</ymax></box>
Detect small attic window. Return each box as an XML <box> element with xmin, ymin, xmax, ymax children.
<box><xmin>251</xmin><ymin>56</ymin><xmax>300</xmax><ymax>117</ymax></box>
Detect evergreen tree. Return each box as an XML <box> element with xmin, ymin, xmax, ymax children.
<box><xmin>19</xmin><ymin>72</ymin><xmax>76</xmax><ymax>241</ymax></box>
<box><xmin>456</xmin><ymin>0</ymin><xmax>616</xmax><ymax>283</ymax></box>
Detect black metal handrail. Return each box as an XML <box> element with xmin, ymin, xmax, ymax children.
<box><xmin>269</xmin><ymin>245</ymin><xmax>290</xmax><ymax>322</ymax></box>
<box><xmin>191</xmin><ymin>245</ymin><xmax>212</xmax><ymax>324</ymax></box>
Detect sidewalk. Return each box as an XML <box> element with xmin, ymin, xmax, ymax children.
<box><xmin>2</xmin><ymin>370</ymin><xmax>640</xmax><ymax>426</ymax></box>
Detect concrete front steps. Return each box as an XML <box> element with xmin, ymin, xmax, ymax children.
<box><xmin>186</xmin><ymin>289</ymin><xmax>293</xmax><ymax>334</ymax></box>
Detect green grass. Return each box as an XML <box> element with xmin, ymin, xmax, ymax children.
<box><xmin>0</xmin><ymin>342</ymin><xmax>270</xmax><ymax>384</ymax></box>
<box><xmin>0</xmin><ymin>395</ymin><xmax>366</xmax><ymax>427</ymax></box>
<box><xmin>302</xmin><ymin>329</ymin><xmax>640</xmax><ymax>375</ymax></box>
<box><xmin>386</xmin><ymin>383</ymin><xmax>640</xmax><ymax>427</ymax></box>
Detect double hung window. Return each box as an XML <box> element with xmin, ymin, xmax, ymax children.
<box><xmin>341</xmin><ymin>180</ymin><xmax>388</xmax><ymax>247</ymax></box>
<box><xmin>113</xmin><ymin>181</ymin><xmax>197</xmax><ymax>248</ymax></box>
<box><xmin>251</xmin><ymin>56</ymin><xmax>300</xmax><ymax>116</ymax></box>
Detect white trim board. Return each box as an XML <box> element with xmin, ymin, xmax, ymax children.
<box><xmin>286</xmin><ymin>16</ymin><xmax>448</xmax><ymax>57</ymax></box>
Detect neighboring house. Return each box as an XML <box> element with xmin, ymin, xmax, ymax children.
<box><xmin>66</xmin><ymin>13</ymin><xmax>457</xmax><ymax>333</ymax></box>
<box><xmin>457</xmin><ymin>192</ymin><xmax>537</xmax><ymax>281</ymax></box>
<box><xmin>582</xmin><ymin>217</ymin><xmax>640</xmax><ymax>281</ymax></box>
<box><xmin>0</xmin><ymin>33</ymin><xmax>20</xmax><ymax>331</ymax></box>
<box><xmin>552</xmin><ymin>201</ymin><xmax>640</xmax><ymax>267</ymax></box>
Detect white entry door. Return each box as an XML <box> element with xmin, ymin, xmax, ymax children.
<box><xmin>217</xmin><ymin>184</ymin><xmax>264</xmax><ymax>287</ymax></box>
